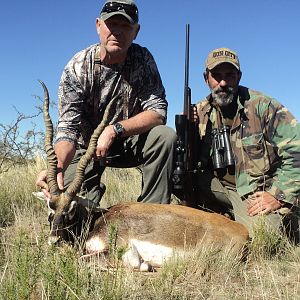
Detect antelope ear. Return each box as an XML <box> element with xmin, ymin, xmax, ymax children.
<box><xmin>32</xmin><ymin>191</ymin><xmax>49</xmax><ymax>202</ymax></box>
<box><xmin>92</xmin><ymin>207</ymin><xmax>108</xmax><ymax>214</ymax></box>
<box><xmin>67</xmin><ymin>200</ymin><xmax>78</xmax><ymax>220</ymax></box>
<box><xmin>77</xmin><ymin>197</ymin><xmax>108</xmax><ymax>214</ymax></box>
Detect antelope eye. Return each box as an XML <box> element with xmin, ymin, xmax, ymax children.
<box><xmin>62</xmin><ymin>212</ymin><xmax>68</xmax><ymax>222</ymax></box>
<box><xmin>61</xmin><ymin>211</ymin><xmax>71</xmax><ymax>223</ymax></box>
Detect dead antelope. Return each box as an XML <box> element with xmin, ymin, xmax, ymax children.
<box><xmin>36</xmin><ymin>81</ymin><xmax>249</xmax><ymax>271</ymax></box>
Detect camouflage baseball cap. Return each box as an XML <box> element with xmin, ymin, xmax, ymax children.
<box><xmin>100</xmin><ymin>0</ymin><xmax>139</xmax><ymax>24</ymax></box>
<box><xmin>205</xmin><ymin>47</ymin><xmax>240</xmax><ymax>71</ymax></box>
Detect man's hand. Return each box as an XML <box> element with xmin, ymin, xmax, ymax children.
<box><xmin>36</xmin><ymin>170</ymin><xmax>51</xmax><ymax>199</ymax></box>
<box><xmin>36</xmin><ymin>169</ymin><xmax>64</xmax><ymax>199</ymax></box>
<box><xmin>95</xmin><ymin>125</ymin><xmax>117</xmax><ymax>159</ymax></box>
<box><xmin>247</xmin><ymin>191</ymin><xmax>283</xmax><ymax>216</ymax></box>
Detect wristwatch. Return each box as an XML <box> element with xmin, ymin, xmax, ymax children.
<box><xmin>113</xmin><ymin>122</ymin><xmax>124</xmax><ymax>138</ymax></box>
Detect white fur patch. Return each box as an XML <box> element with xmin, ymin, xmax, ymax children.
<box><xmin>85</xmin><ymin>237</ymin><xmax>107</xmax><ymax>254</ymax></box>
<box><xmin>85</xmin><ymin>238</ymin><xmax>185</xmax><ymax>269</ymax></box>
<box><xmin>130</xmin><ymin>239</ymin><xmax>181</xmax><ymax>267</ymax></box>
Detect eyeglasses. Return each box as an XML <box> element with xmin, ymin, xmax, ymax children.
<box><xmin>101</xmin><ymin>2</ymin><xmax>139</xmax><ymax>23</ymax></box>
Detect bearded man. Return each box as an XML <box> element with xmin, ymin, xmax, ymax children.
<box><xmin>195</xmin><ymin>47</ymin><xmax>300</xmax><ymax>243</ymax></box>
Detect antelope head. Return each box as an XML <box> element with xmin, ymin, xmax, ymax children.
<box><xmin>39</xmin><ymin>81</ymin><xmax>114</xmax><ymax>244</ymax></box>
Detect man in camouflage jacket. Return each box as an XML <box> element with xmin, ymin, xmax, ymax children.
<box><xmin>36</xmin><ymin>0</ymin><xmax>176</xmax><ymax>204</ymax></box>
<box><xmin>196</xmin><ymin>47</ymin><xmax>300</xmax><ymax>242</ymax></box>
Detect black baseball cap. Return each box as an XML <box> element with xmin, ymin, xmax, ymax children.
<box><xmin>100</xmin><ymin>0</ymin><xmax>139</xmax><ymax>24</ymax></box>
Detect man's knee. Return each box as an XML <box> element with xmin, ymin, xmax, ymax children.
<box><xmin>149</xmin><ymin>125</ymin><xmax>177</xmax><ymax>149</ymax></box>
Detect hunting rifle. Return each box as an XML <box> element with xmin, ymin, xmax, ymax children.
<box><xmin>172</xmin><ymin>24</ymin><xmax>199</xmax><ymax>207</ymax></box>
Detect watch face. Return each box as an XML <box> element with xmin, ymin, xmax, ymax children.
<box><xmin>114</xmin><ymin>123</ymin><xmax>124</xmax><ymax>137</ymax></box>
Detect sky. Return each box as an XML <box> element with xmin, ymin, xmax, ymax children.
<box><xmin>1</xmin><ymin>0</ymin><xmax>300</xmax><ymax>132</ymax></box>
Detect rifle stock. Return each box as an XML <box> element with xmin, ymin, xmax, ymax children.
<box><xmin>172</xmin><ymin>24</ymin><xmax>198</xmax><ymax>207</ymax></box>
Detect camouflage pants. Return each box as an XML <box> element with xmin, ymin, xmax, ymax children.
<box><xmin>63</xmin><ymin>125</ymin><xmax>177</xmax><ymax>205</ymax></box>
<box><xmin>197</xmin><ymin>170</ymin><xmax>300</xmax><ymax>244</ymax></box>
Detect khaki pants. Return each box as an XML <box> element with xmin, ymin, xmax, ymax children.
<box><xmin>64</xmin><ymin>125</ymin><xmax>177</xmax><ymax>205</ymax></box>
<box><xmin>197</xmin><ymin>170</ymin><xmax>300</xmax><ymax>244</ymax></box>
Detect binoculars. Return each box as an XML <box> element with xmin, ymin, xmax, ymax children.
<box><xmin>211</xmin><ymin>125</ymin><xmax>235</xmax><ymax>169</ymax></box>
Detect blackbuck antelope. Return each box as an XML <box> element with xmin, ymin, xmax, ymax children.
<box><xmin>36</xmin><ymin>81</ymin><xmax>249</xmax><ymax>271</ymax></box>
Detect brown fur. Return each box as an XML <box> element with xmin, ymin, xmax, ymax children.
<box><xmin>86</xmin><ymin>202</ymin><xmax>249</xmax><ymax>254</ymax></box>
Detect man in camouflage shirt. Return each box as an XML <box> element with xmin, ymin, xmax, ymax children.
<box><xmin>196</xmin><ymin>47</ymin><xmax>300</xmax><ymax>242</ymax></box>
<box><xmin>37</xmin><ymin>0</ymin><xmax>176</xmax><ymax>204</ymax></box>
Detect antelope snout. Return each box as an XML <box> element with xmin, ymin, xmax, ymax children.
<box><xmin>48</xmin><ymin>235</ymin><xmax>61</xmax><ymax>246</ymax></box>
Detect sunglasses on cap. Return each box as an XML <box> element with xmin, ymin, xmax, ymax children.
<box><xmin>101</xmin><ymin>2</ymin><xmax>139</xmax><ymax>23</ymax></box>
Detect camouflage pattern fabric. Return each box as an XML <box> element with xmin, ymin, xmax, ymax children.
<box><xmin>55</xmin><ymin>43</ymin><xmax>167</xmax><ymax>148</ymax></box>
<box><xmin>196</xmin><ymin>86</ymin><xmax>300</xmax><ymax>206</ymax></box>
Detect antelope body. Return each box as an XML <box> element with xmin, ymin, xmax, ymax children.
<box><xmin>84</xmin><ymin>202</ymin><xmax>248</xmax><ymax>270</ymax></box>
<box><xmin>37</xmin><ymin>81</ymin><xmax>249</xmax><ymax>272</ymax></box>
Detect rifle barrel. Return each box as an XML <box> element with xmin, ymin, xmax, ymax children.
<box><xmin>184</xmin><ymin>24</ymin><xmax>191</xmax><ymax>119</ymax></box>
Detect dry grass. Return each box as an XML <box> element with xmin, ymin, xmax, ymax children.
<box><xmin>0</xmin><ymin>158</ymin><xmax>299</xmax><ymax>299</ymax></box>
<box><xmin>100</xmin><ymin>167</ymin><xmax>142</xmax><ymax>207</ymax></box>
